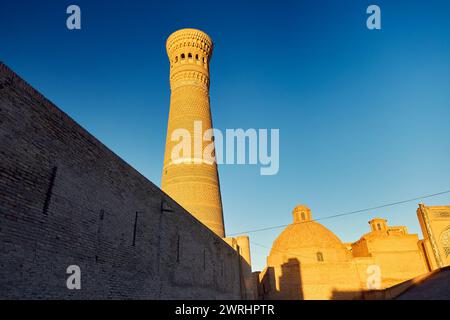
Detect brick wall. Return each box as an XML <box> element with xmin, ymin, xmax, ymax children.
<box><xmin>0</xmin><ymin>62</ymin><xmax>242</xmax><ymax>299</ymax></box>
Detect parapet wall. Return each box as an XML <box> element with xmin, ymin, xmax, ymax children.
<box><xmin>0</xmin><ymin>62</ymin><xmax>242</xmax><ymax>299</ymax></box>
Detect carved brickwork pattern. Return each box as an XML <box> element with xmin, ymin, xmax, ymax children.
<box><xmin>441</xmin><ymin>228</ymin><xmax>450</xmax><ymax>257</ymax></box>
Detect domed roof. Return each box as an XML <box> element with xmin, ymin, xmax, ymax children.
<box><xmin>268</xmin><ymin>205</ymin><xmax>351</xmax><ymax>264</ymax></box>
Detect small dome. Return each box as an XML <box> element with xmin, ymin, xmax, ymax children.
<box><xmin>269</xmin><ymin>206</ymin><xmax>351</xmax><ymax>264</ymax></box>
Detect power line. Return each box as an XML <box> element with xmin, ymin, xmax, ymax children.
<box><xmin>227</xmin><ymin>189</ymin><xmax>450</xmax><ymax>236</ymax></box>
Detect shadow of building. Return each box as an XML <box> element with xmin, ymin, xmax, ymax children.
<box><xmin>258</xmin><ymin>258</ymin><xmax>304</xmax><ymax>300</ymax></box>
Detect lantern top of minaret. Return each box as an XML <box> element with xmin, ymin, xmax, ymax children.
<box><xmin>166</xmin><ymin>28</ymin><xmax>214</xmax><ymax>60</ymax></box>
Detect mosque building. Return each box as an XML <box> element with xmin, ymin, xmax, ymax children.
<box><xmin>256</xmin><ymin>204</ymin><xmax>450</xmax><ymax>300</ymax></box>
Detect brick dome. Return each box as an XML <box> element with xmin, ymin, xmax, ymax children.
<box><xmin>268</xmin><ymin>206</ymin><xmax>351</xmax><ymax>264</ymax></box>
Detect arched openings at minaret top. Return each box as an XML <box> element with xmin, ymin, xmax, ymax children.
<box><xmin>170</xmin><ymin>52</ymin><xmax>208</xmax><ymax>68</ymax></box>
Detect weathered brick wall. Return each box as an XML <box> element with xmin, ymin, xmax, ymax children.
<box><xmin>0</xmin><ymin>62</ymin><xmax>242</xmax><ymax>299</ymax></box>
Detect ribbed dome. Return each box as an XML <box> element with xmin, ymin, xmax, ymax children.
<box><xmin>268</xmin><ymin>206</ymin><xmax>351</xmax><ymax>264</ymax></box>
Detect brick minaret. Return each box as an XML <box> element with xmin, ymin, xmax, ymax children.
<box><xmin>162</xmin><ymin>29</ymin><xmax>225</xmax><ymax>237</ymax></box>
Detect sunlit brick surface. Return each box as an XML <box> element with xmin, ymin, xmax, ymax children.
<box><xmin>162</xmin><ymin>29</ymin><xmax>225</xmax><ymax>237</ymax></box>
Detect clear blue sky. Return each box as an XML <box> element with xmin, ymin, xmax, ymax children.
<box><xmin>1</xmin><ymin>0</ymin><xmax>449</xmax><ymax>271</ymax></box>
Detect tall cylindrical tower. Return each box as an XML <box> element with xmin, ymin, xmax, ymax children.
<box><xmin>162</xmin><ymin>28</ymin><xmax>225</xmax><ymax>237</ymax></box>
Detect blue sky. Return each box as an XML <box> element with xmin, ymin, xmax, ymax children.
<box><xmin>1</xmin><ymin>0</ymin><xmax>449</xmax><ymax>271</ymax></box>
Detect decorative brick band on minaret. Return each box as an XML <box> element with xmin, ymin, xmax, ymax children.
<box><xmin>162</xmin><ymin>28</ymin><xmax>225</xmax><ymax>237</ymax></box>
